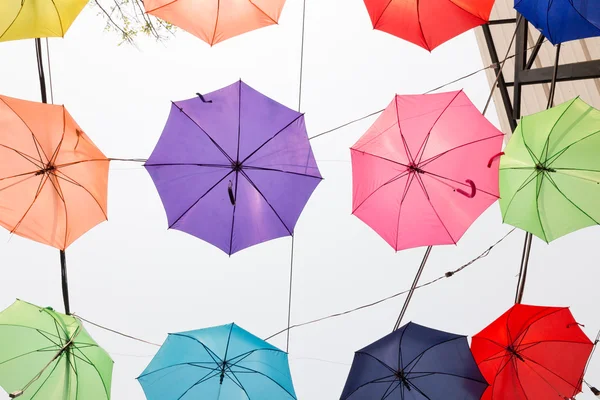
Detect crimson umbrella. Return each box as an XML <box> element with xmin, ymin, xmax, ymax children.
<box><xmin>363</xmin><ymin>0</ymin><xmax>495</xmax><ymax>51</ymax></box>
<box><xmin>472</xmin><ymin>304</ymin><xmax>593</xmax><ymax>400</ymax></box>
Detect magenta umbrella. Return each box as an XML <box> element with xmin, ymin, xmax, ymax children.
<box><xmin>351</xmin><ymin>90</ymin><xmax>503</xmax><ymax>328</ymax></box>
<box><xmin>145</xmin><ymin>80</ymin><xmax>322</xmax><ymax>255</ymax></box>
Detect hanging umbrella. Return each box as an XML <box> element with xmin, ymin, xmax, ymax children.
<box><xmin>363</xmin><ymin>0</ymin><xmax>495</xmax><ymax>51</ymax></box>
<box><xmin>144</xmin><ymin>0</ymin><xmax>287</xmax><ymax>45</ymax></box>
<box><xmin>0</xmin><ymin>0</ymin><xmax>87</xmax><ymax>42</ymax></box>
<box><xmin>472</xmin><ymin>304</ymin><xmax>593</xmax><ymax>400</ymax></box>
<box><xmin>352</xmin><ymin>90</ymin><xmax>502</xmax><ymax>252</ymax></box>
<box><xmin>352</xmin><ymin>90</ymin><xmax>503</xmax><ymax>330</ymax></box>
<box><xmin>500</xmin><ymin>97</ymin><xmax>600</xmax><ymax>243</ymax></box>
<box><xmin>515</xmin><ymin>0</ymin><xmax>600</xmax><ymax>45</ymax></box>
<box><xmin>341</xmin><ymin>322</ymin><xmax>488</xmax><ymax>399</ymax></box>
<box><xmin>0</xmin><ymin>95</ymin><xmax>109</xmax><ymax>250</ymax></box>
<box><xmin>145</xmin><ymin>80</ymin><xmax>322</xmax><ymax>255</ymax></box>
<box><xmin>138</xmin><ymin>323</ymin><xmax>296</xmax><ymax>399</ymax></box>
<box><xmin>0</xmin><ymin>299</ymin><xmax>113</xmax><ymax>400</ymax></box>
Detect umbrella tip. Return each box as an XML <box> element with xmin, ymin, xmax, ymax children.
<box><xmin>590</xmin><ymin>386</ymin><xmax>600</xmax><ymax>397</ymax></box>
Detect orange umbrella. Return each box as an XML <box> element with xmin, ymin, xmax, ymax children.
<box><xmin>144</xmin><ymin>0</ymin><xmax>287</xmax><ymax>45</ymax></box>
<box><xmin>0</xmin><ymin>95</ymin><xmax>109</xmax><ymax>250</ymax></box>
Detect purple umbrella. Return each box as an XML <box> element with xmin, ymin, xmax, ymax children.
<box><xmin>145</xmin><ymin>80</ymin><xmax>322</xmax><ymax>255</ymax></box>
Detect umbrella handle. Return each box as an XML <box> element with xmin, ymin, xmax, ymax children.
<box><xmin>456</xmin><ymin>179</ymin><xmax>476</xmax><ymax>198</ymax></box>
<box><xmin>487</xmin><ymin>152</ymin><xmax>505</xmax><ymax>168</ymax></box>
<box><xmin>228</xmin><ymin>181</ymin><xmax>236</xmax><ymax>206</ymax></box>
<box><xmin>196</xmin><ymin>93</ymin><xmax>213</xmax><ymax>103</ymax></box>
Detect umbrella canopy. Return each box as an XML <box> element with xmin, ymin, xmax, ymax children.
<box><xmin>0</xmin><ymin>0</ymin><xmax>87</xmax><ymax>42</ymax></box>
<box><xmin>351</xmin><ymin>90</ymin><xmax>503</xmax><ymax>251</ymax></box>
<box><xmin>138</xmin><ymin>323</ymin><xmax>296</xmax><ymax>399</ymax></box>
<box><xmin>472</xmin><ymin>304</ymin><xmax>593</xmax><ymax>400</ymax></box>
<box><xmin>341</xmin><ymin>322</ymin><xmax>488</xmax><ymax>399</ymax></box>
<box><xmin>515</xmin><ymin>0</ymin><xmax>600</xmax><ymax>45</ymax></box>
<box><xmin>363</xmin><ymin>0</ymin><xmax>495</xmax><ymax>51</ymax></box>
<box><xmin>499</xmin><ymin>97</ymin><xmax>600</xmax><ymax>242</ymax></box>
<box><xmin>0</xmin><ymin>299</ymin><xmax>113</xmax><ymax>400</ymax></box>
<box><xmin>145</xmin><ymin>80</ymin><xmax>322</xmax><ymax>255</ymax></box>
<box><xmin>0</xmin><ymin>95</ymin><xmax>109</xmax><ymax>250</ymax></box>
<box><xmin>144</xmin><ymin>0</ymin><xmax>286</xmax><ymax>46</ymax></box>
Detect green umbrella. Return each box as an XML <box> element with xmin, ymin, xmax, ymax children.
<box><xmin>0</xmin><ymin>300</ymin><xmax>113</xmax><ymax>400</ymax></box>
<box><xmin>500</xmin><ymin>97</ymin><xmax>600</xmax><ymax>242</ymax></box>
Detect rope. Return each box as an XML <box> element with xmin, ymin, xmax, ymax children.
<box><xmin>286</xmin><ymin>235</ymin><xmax>295</xmax><ymax>352</ymax></box>
<box><xmin>71</xmin><ymin>230</ymin><xmax>515</xmax><ymax>352</ymax></box>
<box><xmin>308</xmin><ymin>38</ymin><xmax>547</xmax><ymax>141</ymax></box>
<box><xmin>73</xmin><ymin>314</ymin><xmax>161</xmax><ymax>347</ymax></box>
<box><xmin>265</xmin><ymin>228</ymin><xmax>516</xmax><ymax>340</ymax></box>
<box><xmin>45</xmin><ymin>39</ymin><xmax>54</xmax><ymax>104</ymax></box>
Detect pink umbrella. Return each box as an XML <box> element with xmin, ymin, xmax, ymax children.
<box><xmin>351</xmin><ymin>90</ymin><xmax>503</xmax><ymax>328</ymax></box>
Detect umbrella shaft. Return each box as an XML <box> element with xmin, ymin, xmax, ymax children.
<box><xmin>515</xmin><ymin>232</ymin><xmax>532</xmax><ymax>304</ymax></box>
<box><xmin>60</xmin><ymin>250</ymin><xmax>71</xmax><ymax>315</ymax></box>
<box><xmin>394</xmin><ymin>246</ymin><xmax>432</xmax><ymax>330</ymax></box>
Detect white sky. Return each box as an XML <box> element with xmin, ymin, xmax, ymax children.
<box><xmin>0</xmin><ymin>1</ymin><xmax>599</xmax><ymax>399</ymax></box>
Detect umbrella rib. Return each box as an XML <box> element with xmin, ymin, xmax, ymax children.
<box><xmin>239</xmin><ymin>170</ymin><xmax>292</xmax><ymax>235</ymax></box>
<box><xmin>520</xmin><ymin>352</ymin><xmax>585</xmax><ymax>393</ymax></box>
<box><xmin>415</xmin><ymin>0</ymin><xmax>430</xmax><ymax>50</ymax></box>
<box><xmin>236</xmin><ymin>80</ymin><xmax>242</xmax><ymax>162</ymax></box>
<box><xmin>0</xmin><ymin>174</ymin><xmax>38</xmax><ymax>195</ymax></box>
<box><xmin>0</xmin><ymin>144</ymin><xmax>44</xmax><ymax>170</ymax></box>
<box><xmin>172</xmin><ymin>103</ymin><xmax>234</xmax><ymax>164</ymax></box>
<box><xmin>27</xmin><ymin>353</ymin><xmax>65</xmax><ymax>400</ymax></box>
<box><xmin>372</xmin><ymin>0</ymin><xmax>394</xmax><ymax>28</ymax></box>
<box><xmin>394</xmin><ymin>97</ymin><xmax>415</xmax><ymax>163</ymax></box>
<box><xmin>248</xmin><ymin>0</ymin><xmax>278</xmax><ymax>24</ymax></box>
<box><xmin>554</xmin><ymin>169</ymin><xmax>600</xmax><ymax>184</ymax></box>
<box><xmin>242</xmin><ymin>165</ymin><xmax>322</xmax><ymax>180</ymax></box>
<box><xmin>534</xmin><ymin>172</ymin><xmax>548</xmax><ymax>241</ymax></box>
<box><xmin>240</xmin><ymin>114</ymin><xmax>304</xmax><ymax>165</ymax></box>
<box><xmin>145</xmin><ymin>0</ymin><xmax>178</xmax><ymax>13</ymax></box>
<box><xmin>170</xmin><ymin>333</ymin><xmax>224</xmax><ymax>364</ymax></box>
<box><xmin>176</xmin><ymin>369</ymin><xmax>222</xmax><ymax>400</ymax></box>
<box><xmin>37</xmin><ymin>329</ymin><xmax>62</xmax><ymax>347</ymax></box>
<box><xmin>402</xmin><ymin>337</ymin><xmax>465</xmax><ymax>372</ymax></box>
<box><xmin>223</xmin><ymin>324</ymin><xmax>235</xmax><ymax>363</ymax></box>
<box><xmin>418</xmin><ymin>134</ymin><xmax>505</xmax><ymax>168</ymax></box>
<box><xmin>415</xmin><ymin>174</ymin><xmax>456</xmax><ymax>244</ymax></box>
<box><xmin>500</xmin><ymin>169</ymin><xmax>539</xmax><ymax>223</ymax></box>
<box><xmin>144</xmin><ymin>163</ymin><xmax>232</xmax><ymax>168</ymax></box>
<box><xmin>0</xmin><ymin>2</ymin><xmax>25</xmax><ymax>39</ymax></box>
<box><xmin>408</xmin><ymin>371</ymin><xmax>488</xmax><ymax>384</ymax></box>
<box><xmin>351</xmin><ymin>161</ymin><xmax>410</xmax><ymax>213</ymax></box>
<box><xmin>546</xmin><ymin>129</ymin><xmax>600</xmax><ymax>167</ymax></box>
<box><xmin>546</xmin><ymin>173</ymin><xmax>600</xmax><ymax>225</ymax></box>
<box><xmin>138</xmin><ymin>362</ymin><xmax>219</xmax><ymax>379</ymax></box>
<box><xmin>50</xmin><ymin>0</ymin><xmax>65</xmax><ymax>36</ymax></box>
<box><xmin>10</xmin><ymin>174</ymin><xmax>48</xmax><ymax>235</ymax></box>
<box><xmin>0</xmin><ymin>97</ymin><xmax>49</xmax><ymax>164</ymax></box>
<box><xmin>543</xmin><ymin>98</ymin><xmax>582</xmax><ymax>162</ymax></box>
<box><xmin>405</xmin><ymin>379</ymin><xmax>433</xmax><ymax>400</ymax></box>
<box><xmin>394</xmin><ymin>172</ymin><xmax>415</xmax><ymax>251</ymax></box>
<box><xmin>222</xmin><ymin>367</ymin><xmax>252</xmax><ymax>399</ymax></box>
<box><xmin>340</xmin><ymin>375</ymin><xmax>397</xmax><ymax>399</ymax></box>
<box><xmin>414</xmin><ymin>91</ymin><xmax>462</xmax><ymax>164</ymax></box>
<box><xmin>209</xmin><ymin>0</ymin><xmax>221</xmax><ymax>46</ymax></box>
<box><xmin>381</xmin><ymin>380</ymin><xmax>401</xmax><ymax>400</ymax></box>
<box><xmin>0</xmin><ymin>345</ymin><xmax>59</xmax><ymax>366</ymax></box>
<box><xmin>46</xmin><ymin>173</ymin><xmax>69</xmax><ymax>248</ymax></box>
<box><xmin>53</xmin><ymin>169</ymin><xmax>108</xmax><ymax>221</ymax></box>
<box><xmin>228</xmin><ymin>364</ymin><xmax>297</xmax><ymax>399</ymax></box>
<box><xmin>355</xmin><ymin>352</ymin><xmax>396</xmax><ymax>374</ymax></box>
<box><xmin>352</xmin><ymin>121</ymin><xmax>398</xmax><ymax>153</ymax></box>
<box><xmin>71</xmin><ymin>350</ymin><xmax>111</xmax><ymax>400</ymax></box>
<box><xmin>168</xmin><ymin>170</ymin><xmax>235</xmax><ymax>229</ymax></box>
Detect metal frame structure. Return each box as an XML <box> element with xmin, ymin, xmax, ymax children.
<box><xmin>480</xmin><ymin>14</ymin><xmax>600</xmax><ymax>132</ymax></box>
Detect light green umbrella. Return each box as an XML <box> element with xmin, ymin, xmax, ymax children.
<box><xmin>500</xmin><ymin>96</ymin><xmax>600</xmax><ymax>242</ymax></box>
<box><xmin>0</xmin><ymin>300</ymin><xmax>113</xmax><ymax>400</ymax></box>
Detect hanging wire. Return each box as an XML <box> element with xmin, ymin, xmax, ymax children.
<box><xmin>73</xmin><ymin>229</ymin><xmax>515</xmax><ymax>349</ymax></box>
<box><xmin>73</xmin><ymin>314</ymin><xmax>161</xmax><ymax>347</ymax></box>
<box><xmin>45</xmin><ymin>39</ymin><xmax>54</xmax><ymax>104</ymax></box>
<box><xmin>265</xmin><ymin>228</ymin><xmax>516</xmax><ymax>340</ymax></box>
<box><xmin>308</xmin><ymin>37</ymin><xmax>547</xmax><ymax>141</ymax></box>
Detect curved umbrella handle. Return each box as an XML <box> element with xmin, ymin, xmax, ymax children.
<box><xmin>487</xmin><ymin>152</ymin><xmax>505</xmax><ymax>168</ymax></box>
<box><xmin>196</xmin><ymin>92</ymin><xmax>213</xmax><ymax>103</ymax></box>
<box><xmin>228</xmin><ymin>181</ymin><xmax>236</xmax><ymax>206</ymax></box>
<box><xmin>456</xmin><ymin>179</ymin><xmax>476</xmax><ymax>198</ymax></box>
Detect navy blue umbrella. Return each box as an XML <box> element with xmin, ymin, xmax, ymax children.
<box><xmin>515</xmin><ymin>0</ymin><xmax>600</xmax><ymax>44</ymax></box>
<box><xmin>340</xmin><ymin>322</ymin><xmax>487</xmax><ymax>400</ymax></box>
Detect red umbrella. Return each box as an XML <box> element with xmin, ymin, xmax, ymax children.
<box><xmin>472</xmin><ymin>304</ymin><xmax>593</xmax><ymax>400</ymax></box>
<box><xmin>363</xmin><ymin>0</ymin><xmax>495</xmax><ymax>51</ymax></box>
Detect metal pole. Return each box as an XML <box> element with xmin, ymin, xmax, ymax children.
<box><xmin>514</xmin><ymin>44</ymin><xmax>561</xmax><ymax>305</ymax></box>
<box><xmin>393</xmin><ymin>246</ymin><xmax>432</xmax><ymax>330</ymax></box>
<box><xmin>35</xmin><ymin>39</ymin><xmax>71</xmax><ymax>315</ymax></box>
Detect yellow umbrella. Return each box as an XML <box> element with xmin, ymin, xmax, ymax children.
<box><xmin>0</xmin><ymin>0</ymin><xmax>88</xmax><ymax>42</ymax></box>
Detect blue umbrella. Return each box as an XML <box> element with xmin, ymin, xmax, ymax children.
<box><xmin>515</xmin><ymin>0</ymin><xmax>600</xmax><ymax>44</ymax></box>
<box><xmin>341</xmin><ymin>322</ymin><xmax>487</xmax><ymax>400</ymax></box>
<box><xmin>138</xmin><ymin>323</ymin><xmax>296</xmax><ymax>400</ymax></box>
